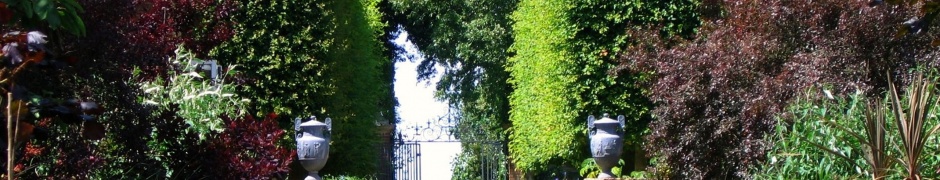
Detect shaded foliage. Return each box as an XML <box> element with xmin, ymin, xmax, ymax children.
<box><xmin>145</xmin><ymin>104</ymin><xmax>211</xmax><ymax>178</ymax></box>
<box><xmin>0</xmin><ymin>0</ymin><xmax>104</xmax><ymax>178</ymax></box>
<box><xmin>1</xmin><ymin>0</ymin><xmax>239</xmax><ymax>177</ymax></box>
<box><xmin>618</xmin><ymin>0</ymin><xmax>940</xmax><ymax>178</ymax></box>
<box><xmin>56</xmin><ymin>0</ymin><xmax>237</xmax><ymax>177</ymax></box>
<box><xmin>211</xmin><ymin>114</ymin><xmax>295</xmax><ymax>179</ymax></box>
<box><xmin>15</xmin><ymin>118</ymin><xmax>103</xmax><ymax>178</ymax></box>
<box><xmin>75</xmin><ymin>0</ymin><xmax>235</xmax><ymax>80</ymax></box>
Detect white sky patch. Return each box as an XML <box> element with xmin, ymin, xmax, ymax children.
<box><xmin>393</xmin><ymin>29</ymin><xmax>461</xmax><ymax>180</ymax></box>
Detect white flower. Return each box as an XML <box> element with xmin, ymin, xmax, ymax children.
<box><xmin>823</xmin><ymin>89</ymin><xmax>834</xmax><ymax>100</ymax></box>
<box><xmin>26</xmin><ymin>31</ymin><xmax>46</xmax><ymax>52</ymax></box>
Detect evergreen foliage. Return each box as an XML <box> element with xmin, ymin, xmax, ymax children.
<box><xmin>507</xmin><ymin>0</ymin><xmax>582</xmax><ymax>173</ymax></box>
<box><xmin>507</xmin><ymin>0</ymin><xmax>698</xmax><ymax>174</ymax></box>
<box><xmin>212</xmin><ymin>0</ymin><xmax>391</xmax><ymax>176</ymax></box>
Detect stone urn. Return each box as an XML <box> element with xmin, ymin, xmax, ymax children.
<box><xmin>587</xmin><ymin>113</ymin><xmax>625</xmax><ymax>179</ymax></box>
<box><xmin>295</xmin><ymin>116</ymin><xmax>332</xmax><ymax>180</ymax></box>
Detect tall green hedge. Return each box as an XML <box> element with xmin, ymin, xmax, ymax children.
<box><xmin>211</xmin><ymin>0</ymin><xmax>390</xmax><ymax>176</ymax></box>
<box><xmin>507</xmin><ymin>0</ymin><xmax>698</xmax><ymax>174</ymax></box>
<box><xmin>508</xmin><ymin>0</ymin><xmax>584</xmax><ymax>172</ymax></box>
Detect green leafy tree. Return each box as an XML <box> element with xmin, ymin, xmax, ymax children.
<box><xmin>388</xmin><ymin>0</ymin><xmax>517</xmax><ymax>178</ymax></box>
<box><xmin>212</xmin><ymin>0</ymin><xmax>391</xmax><ymax>176</ymax></box>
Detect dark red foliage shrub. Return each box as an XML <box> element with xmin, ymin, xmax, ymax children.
<box><xmin>618</xmin><ymin>0</ymin><xmax>939</xmax><ymax>178</ymax></box>
<box><xmin>73</xmin><ymin>0</ymin><xmax>236</xmax><ymax>80</ymax></box>
<box><xmin>210</xmin><ymin>114</ymin><xmax>295</xmax><ymax>179</ymax></box>
<box><xmin>150</xmin><ymin>105</ymin><xmax>212</xmax><ymax>178</ymax></box>
<box><xmin>15</xmin><ymin>117</ymin><xmax>104</xmax><ymax>179</ymax></box>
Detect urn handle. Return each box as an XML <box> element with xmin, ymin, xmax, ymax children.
<box><xmin>294</xmin><ymin>117</ymin><xmax>301</xmax><ymax>132</ymax></box>
<box><xmin>617</xmin><ymin>115</ymin><xmax>626</xmax><ymax>135</ymax></box>
<box><xmin>324</xmin><ymin>117</ymin><xmax>332</xmax><ymax>141</ymax></box>
<box><xmin>324</xmin><ymin>117</ymin><xmax>332</xmax><ymax>132</ymax></box>
<box><xmin>295</xmin><ymin>117</ymin><xmax>304</xmax><ymax>139</ymax></box>
<box><xmin>587</xmin><ymin>115</ymin><xmax>596</xmax><ymax>136</ymax></box>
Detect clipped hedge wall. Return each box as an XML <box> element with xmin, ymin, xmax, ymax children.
<box><xmin>507</xmin><ymin>0</ymin><xmax>698</xmax><ymax>174</ymax></box>
<box><xmin>212</xmin><ymin>0</ymin><xmax>390</xmax><ymax>176</ymax></box>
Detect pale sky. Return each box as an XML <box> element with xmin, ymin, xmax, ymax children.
<box><xmin>393</xmin><ymin>30</ymin><xmax>462</xmax><ymax>180</ymax></box>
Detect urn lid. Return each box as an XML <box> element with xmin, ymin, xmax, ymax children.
<box><xmin>295</xmin><ymin>116</ymin><xmax>332</xmax><ymax>131</ymax></box>
<box><xmin>594</xmin><ymin>114</ymin><xmax>619</xmax><ymax>125</ymax></box>
<box><xmin>300</xmin><ymin>119</ymin><xmax>328</xmax><ymax>127</ymax></box>
<box><xmin>588</xmin><ymin>113</ymin><xmax>625</xmax><ymax>131</ymax></box>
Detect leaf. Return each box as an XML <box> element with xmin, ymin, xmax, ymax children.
<box><xmin>33</xmin><ymin>0</ymin><xmax>52</xmax><ymax>19</ymax></box>
<box><xmin>58</xmin><ymin>0</ymin><xmax>83</xmax><ymax>13</ymax></box>
<box><xmin>44</xmin><ymin>9</ymin><xmax>60</xmax><ymax>28</ymax></box>
<box><xmin>804</xmin><ymin>139</ymin><xmax>860</xmax><ymax>168</ymax></box>
<box><xmin>20</xmin><ymin>0</ymin><xmax>32</xmax><ymax>18</ymax></box>
<box><xmin>61</xmin><ymin>8</ymin><xmax>83</xmax><ymax>36</ymax></box>
<box><xmin>71</xmin><ymin>9</ymin><xmax>84</xmax><ymax>36</ymax></box>
<box><xmin>60</xmin><ymin>12</ymin><xmax>78</xmax><ymax>35</ymax></box>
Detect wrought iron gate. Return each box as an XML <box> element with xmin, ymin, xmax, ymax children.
<box><xmin>476</xmin><ymin>142</ymin><xmax>507</xmax><ymax>180</ymax></box>
<box><xmin>393</xmin><ymin>142</ymin><xmax>421</xmax><ymax>180</ymax></box>
<box><xmin>387</xmin><ymin>119</ymin><xmax>508</xmax><ymax>180</ymax></box>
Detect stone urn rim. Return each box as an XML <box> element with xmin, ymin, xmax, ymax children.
<box><xmin>588</xmin><ymin>113</ymin><xmax>626</xmax><ymax>135</ymax></box>
<box><xmin>593</xmin><ymin>115</ymin><xmax>619</xmax><ymax>125</ymax></box>
<box><xmin>299</xmin><ymin>119</ymin><xmax>328</xmax><ymax>128</ymax></box>
<box><xmin>295</xmin><ymin>116</ymin><xmax>332</xmax><ymax>132</ymax></box>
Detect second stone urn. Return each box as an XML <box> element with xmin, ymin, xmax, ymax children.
<box><xmin>295</xmin><ymin>116</ymin><xmax>332</xmax><ymax>180</ymax></box>
<box><xmin>588</xmin><ymin>113</ymin><xmax>625</xmax><ymax>179</ymax></box>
